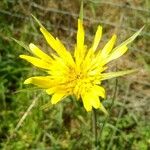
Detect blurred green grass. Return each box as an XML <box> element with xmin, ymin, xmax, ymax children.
<box><xmin>0</xmin><ymin>0</ymin><xmax>150</xmax><ymax>149</ymax></box>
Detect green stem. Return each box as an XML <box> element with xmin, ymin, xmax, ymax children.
<box><xmin>92</xmin><ymin>108</ymin><xmax>98</xmax><ymax>148</ymax></box>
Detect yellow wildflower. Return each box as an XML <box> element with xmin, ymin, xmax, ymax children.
<box><xmin>19</xmin><ymin>18</ymin><xmax>143</xmax><ymax>113</ymax></box>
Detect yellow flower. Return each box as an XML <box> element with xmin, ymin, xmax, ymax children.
<box><xmin>19</xmin><ymin>18</ymin><xmax>143</xmax><ymax>113</ymax></box>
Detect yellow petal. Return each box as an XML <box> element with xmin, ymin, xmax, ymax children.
<box><xmin>51</xmin><ymin>93</ymin><xmax>66</xmax><ymax>104</ymax></box>
<box><xmin>29</xmin><ymin>43</ymin><xmax>53</xmax><ymax>62</ymax></box>
<box><xmin>77</xmin><ymin>19</ymin><xmax>84</xmax><ymax>51</ymax></box>
<box><xmin>90</xmin><ymin>95</ymin><xmax>101</xmax><ymax>109</ymax></box>
<box><xmin>40</xmin><ymin>27</ymin><xmax>75</xmax><ymax>66</ymax></box>
<box><xmin>101</xmin><ymin>69</ymin><xmax>137</xmax><ymax>80</ymax></box>
<box><xmin>100</xmin><ymin>34</ymin><xmax>117</xmax><ymax>58</ymax></box>
<box><xmin>24</xmin><ymin>76</ymin><xmax>54</xmax><ymax>88</ymax></box>
<box><xmin>92</xmin><ymin>25</ymin><xmax>102</xmax><ymax>51</ymax></box>
<box><xmin>40</xmin><ymin>27</ymin><xmax>71</xmax><ymax>61</ymax></box>
<box><xmin>81</xmin><ymin>94</ymin><xmax>92</xmax><ymax>111</ymax></box>
<box><xmin>32</xmin><ymin>15</ymin><xmax>57</xmax><ymax>52</ymax></box>
<box><xmin>40</xmin><ymin>27</ymin><xmax>57</xmax><ymax>51</ymax></box>
<box><xmin>19</xmin><ymin>55</ymin><xmax>50</xmax><ymax>69</ymax></box>
<box><xmin>46</xmin><ymin>88</ymin><xmax>56</xmax><ymax>95</ymax></box>
<box><xmin>92</xmin><ymin>85</ymin><xmax>106</xmax><ymax>99</ymax></box>
<box><xmin>33</xmin><ymin>16</ymin><xmax>75</xmax><ymax>66</ymax></box>
<box><xmin>82</xmin><ymin>26</ymin><xmax>102</xmax><ymax>71</ymax></box>
<box><xmin>105</xmin><ymin>45</ymin><xmax>128</xmax><ymax>63</ymax></box>
<box><xmin>81</xmin><ymin>89</ymin><xmax>102</xmax><ymax>111</ymax></box>
<box><xmin>55</xmin><ymin>38</ymin><xmax>75</xmax><ymax>66</ymax></box>
<box><xmin>74</xmin><ymin>19</ymin><xmax>85</xmax><ymax>65</ymax></box>
<box><xmin>104</xmin><ymin>26</ymin><xmax>144</xmax><ymax>63</ymax></box>
<box><xmin>75</xmin><ymin>46</ymin><xmax>87</xmax><ymax>71</ymax></box>
<box><xmin>84</xmin><ymin>88</ymin><xmax>108</xmax><ymax>114</ymax></box>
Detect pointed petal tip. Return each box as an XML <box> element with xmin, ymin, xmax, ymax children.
<box><xmin>97</xmin><ymin>25</ymin><xmax>102</xmax><ymax>30</ymax></box>
<box><xmin>29</xmin><ymin>43</ymin><xmax>35</xmax><ymax>49</ymax></box>
<box><xmin>19</xmin><ymin>55</ymin><xmax>25</xmax><ymax>59</ymax></box>
<box><xmin>51</xmin><ymin>101</ymin><xmax>56</xmax><ymax>105</ymax></box>
<box><xmin>78</xmin><ymin>18</ymin><xmax>83</xmax><ymax>25</ymax></box>
<box><xmin>51</xmin><ymin>98</ymin><xmax>60</xmax><ymax>104</ymax></box>
<box><xmin>40</xmin><ymin>27</ymin><xmax>47</xmax><ymax>35</ymax></box>
<box><xmin>19</xmin><ymin>54</ymin><xmax>30</xmax><ymax>60</ymax></box>
<box><xmin>78</xmin><ymin>18</ymin><xmax>81</xmax><ymax>22</ymax></box>
<box><xmin>113</xmin><ymin>34</ymin><xmax>117</xmax><ymax>39</ymax></box>
<box><xmin>85</xmin><ymin>108</ymin><xmax>92</xmax><ymax>112</ymax></box>
<box><xmin>40</xmin><ymin>27</ymin><xmax>45</xmax><ymax>31</ymax></box>
<box><xmin>103</xmin><ymin>94</ymin><xmax>106</xmax><ymax>99</ymax></box>
<box><xmin>24</xmin><ymin>78</ymin><xmax>32</xmax><ymax>84</ymax></box>
<box><xmin>99</xmin><ymin>92</ymin><xmax>106</xmax><ymax>99</ymax></box>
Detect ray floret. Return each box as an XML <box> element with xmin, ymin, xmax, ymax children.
<box><xmin>19</xmin><ymin>17</ymin><xmax>143</xmax><ymax>114</ymax></box>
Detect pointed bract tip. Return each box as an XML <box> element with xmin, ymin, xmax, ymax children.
<box><xmin>31</xmin><ymin>14</ymin><xmax>44</xmax><ymax>28</ymax></box>
<box><xmin>79</xmin><ymin>0</ymin><xmax>84</xmax><ymax>21</ymax></box>
<box><xmin>100</xmin><ymin>104</ymin><xmax>109</xmax><ymax>116</ymax></box>
<box><xmin>127</xmin><ymin>69</ymin><xmax>138</xmax><ymax>74</ymax></box>
<box><xmin>135</xmin><ymin>26</ymin><xmax>144</xmax><ymax>37</ymax></box>
<box><xmin>140</xmin><ymin>25</ymin><xmax>145</xmax><ymax>31</ymax></box>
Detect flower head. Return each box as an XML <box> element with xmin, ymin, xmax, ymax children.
<box><xmin>19</xmin><ymin>18</ymin><xmax>143</xmax><ymax>113</ymax></box>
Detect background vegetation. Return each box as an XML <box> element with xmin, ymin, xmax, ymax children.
<box><xmin>0</xmin><ymin>0</ymin><xmax>150</xmax><ymax>149</ymax></box>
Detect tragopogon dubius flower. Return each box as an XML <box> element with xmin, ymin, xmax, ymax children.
<box><xmin>19</xmin><ymin>17</ymin><xmax>143</xmax><ymax>114</ymax></box>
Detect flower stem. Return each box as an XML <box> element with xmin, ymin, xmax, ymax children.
<box><xmin>92</xmin><ymin>108</ymin><xmax>98</xmax><ymax>148</ymax></box>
